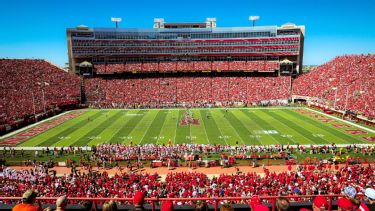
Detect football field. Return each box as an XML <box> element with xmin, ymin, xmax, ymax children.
<box><xmin>2</xmin><ymin>107</ymin><xmax>374</xmax><ymax>147</ymax></box>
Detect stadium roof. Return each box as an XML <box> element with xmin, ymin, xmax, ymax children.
<box><xmin>280</xmin><ymin>58</ymin><xmax>293</xmax><ymax>64</ymax></box>
<box><xmin>71</xmin><ymin>25</ymin><xmax>280</xmax><ymax>33</ymax></box>
<box><xmin>79</xmin><ymin>61</ymin><xmax>92</xmax><ymax>67</ymax></box>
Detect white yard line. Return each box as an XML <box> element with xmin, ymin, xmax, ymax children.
<box><xmin>106</xmin><ymin>111</ymin><xmax>132</xmax><ymax>144</ymax></box>
<box><xmin>198</xmin><ymin>111</ymin><xmax>211</xmax><ymax>145</ymax></box>
<box><xmin>280</xmin><ymin>110</ymin><xmax>341</xmax><ymax>144</ymax></box>
<box><xmin>156</xmin><ymin>111</ymin><xmax>169</xmax><ymax>145</ymax></box>
<box><xmin>173</xmin><ymin>110</ymin><xmax>180</xmax><ymax>145</ymax></box>
<box><xmin>138</xmin><ymin>111</ymin><xmax>159</xmax><ymax>145</ymax></box>
<box><xmin>245</xmin><ymin>110</ymin><xmax>281</xmax><ymax>145</ymax></box>
<box><xmin>221</xmin><ymin>111</ymin><xmax>246</xmax><ymax>145</ymax></box>
<box><xmin>211</xmin><ymin>111</ymin><xmax>228</xmax><ymax>145</ymax></box>
<box><xmin>305</xmin><ymin>108</ymin><xmax>375</xmax><ymax>133</ymax></box>
<box><xmin>264</xmin><ymin>114</ymin><xmax>301</xmax><ymax>145</ymax></box>
<box><xmin>189</xmin><ymin>123</ymin><xmax>193</xmax><ymax>144</ymax></box>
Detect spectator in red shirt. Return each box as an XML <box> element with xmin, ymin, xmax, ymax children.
<box><xmin>132</xmin><ymin>191</ymin><xmax>145</xmax><ymax>211</ymax></box>
<box><xmin>12</xmin><ymin>190</ymin><xmax>43</xmax><ymax>211</ymax></box>
<box><xmin>252</xmin><ymin>204</ymin><xmax>270</xmax><ymax>211</ymax></box>
<box><xmin>161</xmin><ymin>201</ymin><xmax>174</xmax><ymax>211</ymax></box>
<box><xmin>337</xmin><ymin>198</ymin><xmax>354</xmax><ymax>211</ymax></box>
<box><xmin>300</xmin><ymin>196</ymin><xmax>328</xmax><ymax>211</ymax></box>
<box><xmin>342</xmin><ymin>186</ymin><xmax>363</xmax><ymax>210</ymax></box>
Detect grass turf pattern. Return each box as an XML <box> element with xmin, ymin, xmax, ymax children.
<box><xmin>4</xmin><ymin>107</ymin><xmax>374</xmax><ymax>147</ymax></box>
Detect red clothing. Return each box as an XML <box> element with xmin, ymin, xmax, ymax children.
<box><xmin>357</xmin><ymin>202</ymin><xmax>370</xmax><ymax>211</ymax></box>
<box><xmin>12</xmin><ymin>204</ymin><xmax>42</xmax><ymax>211</ymax></box>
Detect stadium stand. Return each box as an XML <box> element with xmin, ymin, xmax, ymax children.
<box><xmin>0</xmin><ymin>59</ymin><xmax>80</xmax><ymax>127</ymax></box>
<box><xmin>293</xmin><ymin>55</ymin><xmax>375</xmax><ymax>118</ymax></box>
<box><xmin>2</xmin><ymin>18</ymin><xmax>375</xmax><ymax>211</ymax></box>
<box><xmin>143</xmin><ymin>62</ymin><xmax>159</xmax><ymax>72</ymax></box>
<box><xmin>93</xmin><ymin>61</ymin><xmax>281</xmax><ymax>73</ymax></box>
<box><xmin>107</xmin><ymin>64</ymin><xmax>124</xmax><ymax>73</ymax></box>
<box><xmin>177</xmin><ymin>62</ymin><xmax>193</xmax><ymax>72</ymax></box>
<box><xmin>1</xmin><ymin>164</ymin><xmax>374</xmax><ymax>207</ymax></box>
<box><xmin>193</xmin><ymin>61</ymin><xmax>211</xmax><ymax>71</ymax></box>
<box><xmin>1</xmin><ymin>55</ymin><xmax>372</xmax><ymax>131</ymax></box>
<box><xmin>228</xmin><ymin>61</ymin><xmax>246</xmax><ymax>71</ymax></box>
<box><xmin>159</xmin><ymin>62</ymin><xmax>177</xmax><ymax>72</ymax></box>
<box><xmin>212</xmin><ymin>61</ymin><xmax>229</xmax><ymax>72</ymax></box>
<box><xmin>126</xmin><ymin>63</ymin><xmax>142</xmax><ymax>72</ymax></box>
<box><xmin>95</xmin><ymin>64</ymin><xmax>107</xmax><ymax>73</ymax></box>
<box><xmin>84</xmin><ymin>76</ymin><xmax>291</xmax><ymax>108</ymax></box>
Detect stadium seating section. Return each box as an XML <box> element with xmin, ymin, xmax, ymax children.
<box><xmin>1</xmin><ymin>55</ymin><xmax>373</xmax><ymax>127</ymax></box>
<box><xmin>93</xmin><ymin>61</ymin><xmax>280</xmax><ymax>73</ymax></box>
<box><xmin>0</xmin><ymin>59</ymin><xmax>80</xmax><ymax>125</ymax></box>
<box><xmin>84</xmin><ymin>76</ymin><xmax>290</xmax><ymax>107</ymax></box>
<box><xmin>293</xmin><ymin>55</ymin><xmax>375</xmax><ymax>118</ymax></box>
<box><xmin>1</xmin><ymin>164</ymin><xmax>373</xmax><ymax>204</ymax></box>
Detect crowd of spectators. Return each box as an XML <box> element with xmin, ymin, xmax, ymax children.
<box><xmin>0</xmin><ymin>59</ymin><xmax>80</xmax><ymax>126</ymax></box>
<box><xmin>193</xmin><ymin>61</ymin><xmax>211</xmax><ymax>71</ymax></box>
<box><xmin>92</xmin><ymin>143</ymin><xmax>374</xmax><ymax>162</ymax></box>
<box><xmin>84</xmin><ymin>76</ymin><xmax>290</xmax><ymax>108</ymax></box>
<box><xmin>125</xmin><ymin>63</ymin><xmax>142</xmax><ymax>73</ymax></box>
<box><xmin>142</xmin><ymin>62</ymin><xmax>159</xmax><ymax>72</ymax></box>
<box><xmin>93</xmin><ymin>61</ymin><xmax>280</xmax><ymax>73</ymax></box>
<box><xmin>247</xmin><ymin>61</ymin><xmax>279</xmax><ymax>72</ymax></box>
<box><xmin>1</xmin><ymin>163</ymin><xmax>374</xmax><ymax>206</ymax></box>
<box><xmin>177</xmin><ymin>62</ymin><xmax>193</xmax><ymax>72</ymax></box>
<box><xmin>293</xmin><ymin>54</ymin><xmax>374</xmax><ymax>118</ymax></box>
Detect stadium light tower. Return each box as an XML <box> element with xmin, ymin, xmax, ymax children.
<box><xmin>249</xmin><ymin>16</ymin><xmax>260</xmax><ymax>27</ymax></box>
<box><xmin>111</xmin><ymin>17</ymin><xmax>122</xmax><ymax>28</ymax></box>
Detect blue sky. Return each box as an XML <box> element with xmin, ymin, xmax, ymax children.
<box><xmin>0</xmin><ymin>0</ymin><xmax>374</xmax><ymax>66</ymax></box>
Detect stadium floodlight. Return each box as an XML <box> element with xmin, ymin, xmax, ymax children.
<box><xmin>206</xmin><ymin>18</ymin><xmax>217</xmax><ymax>28</ymax></box>
<box><xmin>154</xmin><ymin>18</ymin><xmax>165</xmax><ymax>29</ymax></box>
<box><xmin>249</xmin><ymin>16</ymin><xmax>260</xmax><ymax>27</ymax></box>
<box><xmin>111</xmin><ymin>17</ymin><xmax>122</xmax><ymax>28</ymax></box>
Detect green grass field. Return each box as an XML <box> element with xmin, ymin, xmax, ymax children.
<box><xmin>2</xmin><ymin>107</ymin><xmax>375</xmax><ymax>147</ymax></box>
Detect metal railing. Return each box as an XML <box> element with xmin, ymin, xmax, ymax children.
<box><xmin>0</xmin><ymin>194</ymin><xmax>350</xmax><ymax>211</ymax></box>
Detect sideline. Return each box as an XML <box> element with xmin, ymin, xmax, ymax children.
<box><xmin>305</xmin><ymin>108</ymin><xmax>375</xmax><ymax>133</ymax></box>
<box><xmin>0</xmin><ymin>111</ymin><xmax>73</xmax><ymax>140</ymax></box>
<box><xmin>3</xmin><ymin>143</ymin><xmax>374</xmax><ymax>151</ymax></box>
<box><xmin>86</xmin><ymin>106</ymin><xmax>295</xmax><ymax>111</ymax></box>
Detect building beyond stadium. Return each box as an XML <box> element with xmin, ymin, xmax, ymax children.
<box><xmin>67</xmin><ymin>18</ymin><xmax>305</xmax><ymax>75</ymax></box>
